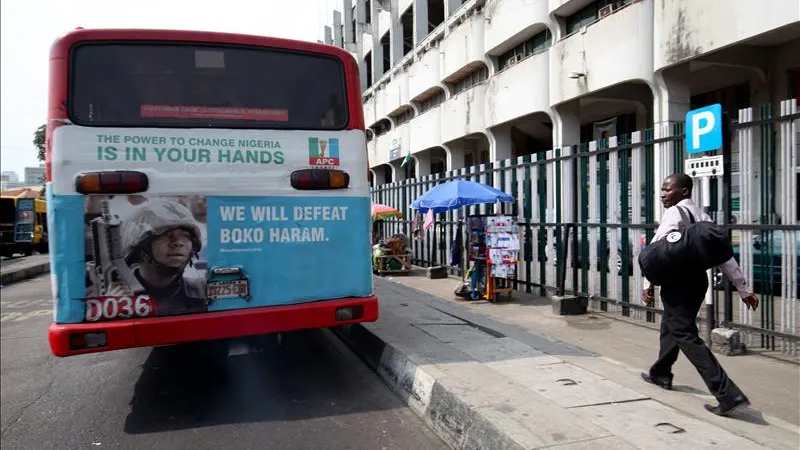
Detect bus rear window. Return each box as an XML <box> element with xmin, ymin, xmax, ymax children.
<box><xmin>69</xmin><ymin>43</ymin><xmax>349</xmax><ymax>130</ymax></box>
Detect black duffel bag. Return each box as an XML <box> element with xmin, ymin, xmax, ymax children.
<box><xmin>638</xmin><ymin>206</ymin><xmax>734</xmax><ymax>286</ymax></box>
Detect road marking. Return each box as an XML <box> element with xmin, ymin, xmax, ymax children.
<box><xmin>1</xmin><ymin>309</ymin><xmax>53</xmax><ymax>322</ymax></box>
<box><xmin>0</xmin><ymin>299</ymin><xmax>52</xmax><ymax>309</ymax></box>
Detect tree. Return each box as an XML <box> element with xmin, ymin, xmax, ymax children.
<box><xmin>33</xmin><ymin>124</ymin><xmax>46</xmax><ymax>162</ymax></box>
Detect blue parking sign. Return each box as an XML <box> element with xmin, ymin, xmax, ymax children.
<box><xmin>685</xmin><ymin>104</ymin><xmax>722</xmax><ymax>154</ymax></box>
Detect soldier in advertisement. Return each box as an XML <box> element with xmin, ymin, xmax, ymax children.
<box><xmin>86</xmin><ymin>197</ymin><xmax>207</xmax><ymax>316</ymax></box>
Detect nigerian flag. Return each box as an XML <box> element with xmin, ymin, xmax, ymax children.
<box><xmin>400</xmin><ymin>150</ymin><xmax>411</xmax><ymax>167</ymax></box>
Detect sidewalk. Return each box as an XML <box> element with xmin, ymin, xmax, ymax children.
<box><xmin>336</xmin><ymin>274</ymin><xmax>800</xmax><ymax>450</ymax></box>
<box><xmin>0</xmin><ymin>255</ymin><xmax>50</xmax><ymax>286</ymax></box>
<box><xmin>385</xmin><ymin>270</ymin><xmax>800</xmax><ymax>427</ymax></box>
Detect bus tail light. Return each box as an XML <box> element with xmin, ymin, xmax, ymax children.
<box><xmin>75</xmin><ymin>171</ymin><xmax>149</xmax><ymax>194</ymax></box>
<box><xmin>335</xmin><ymin>305</ymin><xmax>364</xmax><ymax>321</ymax></box>
<box><xmin>69</xmin><ymin>332</ymin><xmax>107</xmax><ymax>350</ymax></box>
<box><xmin>290</xmin><ymin>169</ymin><xmax>350</xmax><ymax>190</ymax></box>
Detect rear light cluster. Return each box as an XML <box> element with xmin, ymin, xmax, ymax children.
<box><xmin>290</xmin><ymin>169</ymin><xmax>350</xmax><ymax>190</ymax></box>
<box><xmin>75</xmin><ymin>171</ymin><xmax>149</xmax><ymax>194</ymax></box>
<box><xmin>69</xmin><ymin>332</ymin><xmax>107</xmax><ymax>350</ymax></box>
<box><xmin>335</xmin><ymin>305</ymin><xmax>364</xmax><ymax>321</ymax></box>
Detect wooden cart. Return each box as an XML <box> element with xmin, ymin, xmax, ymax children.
<box><xmin>372</xmin><ymin>236</ymin><xmax>413</xmax><ymax>275</ymax></box>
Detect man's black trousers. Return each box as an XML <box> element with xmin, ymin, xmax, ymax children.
<box><xmin>649</xmin><ymin>272</ymin><xmax>744</xmax><ymax>401</ymax></box>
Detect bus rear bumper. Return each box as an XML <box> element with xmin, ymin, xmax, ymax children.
<box><xmin>48</xmin><ymin>296</ymin><xmax>378</xmax><ymax>357</ymax></box>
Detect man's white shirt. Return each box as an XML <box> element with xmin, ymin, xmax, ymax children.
<box><xmin>643</xmin><ymin>198</ymin><xmax>751</xmax><ymax>299</ymax></box>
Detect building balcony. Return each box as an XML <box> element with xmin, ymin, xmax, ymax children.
<box><xmin>408</xmin><ymin>105</ymin><xmax>444</xmax><ymax>152</ymax></box>
<box><xmin>550</xmin><ymin>0</ymin><xmax>654</xmax><ymax>106</ymax></box>
<box><xmin>371</xmin><ymin>121</ymin><xmax>413</xmax><ymax>167</ymax></box>
<box><xmin>654</xmin><ymin>0</ymin><xmax>800</xmax><ymax>71</ymax></box>
<box><xmin>484</xmin><ymin>0</ymin><xmax>550</xmax><ymax>54</ymax></box>
<box><xmin>440</xmin><ymin>10</ymin><xmax>487</xmax><ymax>82</ymax></box>
<box><xmin>485</xmin><ymin>50</ymin><xmax>550</xmax><ymax>127</ymax></box>
<box><xmin>376</xmin><ymin>69</ymin><xmax>414</xmax><ymax>119</ymax></box>
<box><xmin>442</xmin><ymin>83</ymin><xmax>488</xmax><ymax>142</ymax></box>
<box><xmin>363</xmin><ymin>98</ymin><xmax>380</xmax><ymax>127</ymax></box>
<box><xmin>408</xmin><ymin>42</ymin><xmax>444</xmax><ymax>100</ymax></box>
<box><xmin>548</xmin><ymin>0</ymin><xmax>595</xmax><ymax>16</ymax></box>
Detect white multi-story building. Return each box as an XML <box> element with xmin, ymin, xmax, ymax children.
<box><xmin>322</xmin><ymin>0</ymin><xmax>799</xmax><ymax>185</ymax></box>
<box><xmin>24</xmin><ymin>165</ymin><xmax>46</xmax><ymax>185</ymax></box>
<box><xmin>0</xmin><ymin>171</ymin><xmax>23</xmax><ymax>190</ymax></box>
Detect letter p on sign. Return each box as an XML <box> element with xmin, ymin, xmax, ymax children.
<box><xmin>685</xmin><ymin>104</ymin><xmax>723</xmax><ymax>154</ymax></box>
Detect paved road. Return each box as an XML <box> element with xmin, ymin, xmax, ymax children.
<box><xmin>1</xmin><ymin>276</ymin><xmax>447</xmax><ymax>450</ymax></box>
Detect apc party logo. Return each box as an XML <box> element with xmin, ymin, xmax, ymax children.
<box><xmin>308</xmin><ymin>137</ymin><xmax>340</xmax><ymax>166</ymax></box>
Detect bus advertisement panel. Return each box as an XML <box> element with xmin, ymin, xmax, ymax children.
<box><xmin>46</xmin><ymin>29</ymin><xmax>378</xmax><ymax>357</ymax></box>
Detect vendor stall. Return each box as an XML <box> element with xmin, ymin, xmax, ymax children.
<box><xmin>461</xmin><ymin>214</ymin><xmax>519</xmax><ymax>301</ymax></box>
<box><xmin>372</xmin><ymin>233</ymin><xmax>412</xmax><ymax>275</ymax></box>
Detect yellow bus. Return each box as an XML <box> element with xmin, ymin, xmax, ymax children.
<box><xmin>0</xmin><ymin>196</ymin><xmax>48</xmax><ymax>257</ymax></box>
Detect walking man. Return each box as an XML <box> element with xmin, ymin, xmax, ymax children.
<box><xmin>641</xmin><ymin>173</ymin><xmax>759</xmax><ymax>416</ymax></box>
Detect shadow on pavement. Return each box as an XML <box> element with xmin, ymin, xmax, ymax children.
<box><xmin>123</xmin><ymin>328</ymin><xmax>404</xmax><ymax>434</ymax></box>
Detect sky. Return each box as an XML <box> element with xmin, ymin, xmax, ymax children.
<box><xmin>0</xmin><ymin>0</ymin><xmax>344</xmax><ymax>179</ymax></box>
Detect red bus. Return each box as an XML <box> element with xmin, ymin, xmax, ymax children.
<box><xmin>45</xmin><ymin>28</ymin><xmax>378</xmax><ymax>357</ymax></box>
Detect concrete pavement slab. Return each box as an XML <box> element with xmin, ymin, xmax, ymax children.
<box><xmin>488</xmin><ymin>360</ymin><xmax>648</xmax><ymax>408</ymax></box>
<box><xmin>559</xmin><ymin>354</ymin><xmax>800</xmax><ymax>450</ymax></box>
<box><xmin>334</xmin><ymin>277</ymin><xmax>787</xmax><ymax>450</ymax></box>
<box><xmin>544</xmin><ymin>436</ymin><xmax>640</xmax><ymax>449</ymax></box>
<box><xmin>452</xmin><ymin>337</ymin><xmax>557</xmax><ymax>364</ymax></box>
<box><xmin>573</xmin><ymin>399</ymin><xmax>770</xmax><ymax>450</ymax></box>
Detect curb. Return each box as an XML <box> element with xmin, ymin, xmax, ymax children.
<box><xmin>333</xmin><ymin>323</ymin><xmax>528</xmax><ymax>450</ymax></box>
<box><xmin>0</xmin><ymin>262</ymin><xmax>50</xmax><ymax>286</ymax></box>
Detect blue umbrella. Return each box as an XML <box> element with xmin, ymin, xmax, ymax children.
<box><xmin>410</xmin><ymin>179</ymin><xmax>515</xmax><ymax>213</ymax></box>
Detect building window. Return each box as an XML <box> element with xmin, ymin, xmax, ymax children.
<box><xmin>498</xmin><ymin>29</ymin><xmax>552</xmax><ymax>70</ymax></box>
<box><xmin>418</xmin><ymin>90</ymin><xmax>445</xmax><ymax>114</ymax></box>
<box><xmin>365</xmin><ymin>52</ymin><xmax>373</xmax><ymax>87</ymax></box>
<box><xmin>451</xmin><ymin>65</ymin><xmax>489</xmax><ymax>95</ymax></box>
<box><xmin>365</xmin><ymin>0</ymin><xmax>371</xmax><ymax>24</ymax></box>
<box><xmin>565</xmin><ymin>0</ymin><xmax>634</xmax><ymax>35</ymax></box>
<box><xmin>393</xmin><ymin>108</ymin><xmax>414</xmax><ymax>126</ymax></box>
<box><xmin>373</xmin><ymin>119</ymin><xmax>391</xmax><ymax>136</ymax></box>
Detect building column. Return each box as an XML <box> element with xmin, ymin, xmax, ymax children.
<box><xmin>487</xmin><ymin>126</ymin><xmax>513</xmax><ymax>163</ymax></box>
<box><xmin>390</xmin><ymin>0</ymin><xmax>404</xmax><ymax>65</ymax></box>
<box><xmin>389</xmin><ymin>160</ymin><xmax>408</xmax><ymax>182</ymax></box>
<box><xmin>343</xmin><ymin>0</ymin><xmax>355</xmax><ymax>49</ymax></box>
<box><xmin>371</xmin><ymin>34</ymin><xmax>384</xmax><ymax>81</ymax></box>
<box><xmin>444</xmin><ymin>0</ymin><xmax>462</xmax><ymax>18</ymax></box>
<box><xmin>370</xmin><ymin>168</ymin><xmax>386</xmax><ymax>185</ymax></box>
<box><xmin>442</xmin><ymin>143</ymin><xmax>465</xmax><ymax>171</ymax></box>
<box><xmin>553</xmin><ymin>103</ymin><xmax>581</xmax><ymax>224</ymax></box>
<box><xmin>653</xmin><ymin>64</ymin><xmax>691</xmax><ymax>222</ymax></box>
<box><xmin>487</xmin><ymin>127</ymin><xmax>514</xmax><ymax>210</ymax></box>
<box><xmin>332</xmin><ymin>11</ymin><xmax>343</xmax><ymax>47</ymax></box>
<box><xmin>412</xmin><ymin>0</ymin><xmax>429</xmax><ymax>45</ymax></box>
<box><xmin>414</xmin><ymin>152</ymin><xmax>432</xmax><ymax>177</ymax></box>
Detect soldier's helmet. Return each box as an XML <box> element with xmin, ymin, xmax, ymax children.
<box><xmin>122</xmin><ymin>198</ymin><xmax>203</xmax><ymax>261</ymax></box>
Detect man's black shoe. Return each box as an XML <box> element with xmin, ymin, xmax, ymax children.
<box><xmin>704</xmin><ymin>394</ymin><xmax>750</xmax><ymax>416</ymax></box>
<box><xmin>640</xmin><ymin>372</ymin><xmax>673</xmax><ymax>390</ymax></box>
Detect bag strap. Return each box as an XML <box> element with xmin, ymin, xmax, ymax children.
<box><xmin>677</xmin><ymin>206</ymin><xmax>696</xmax><ymax>225</ymax></box>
